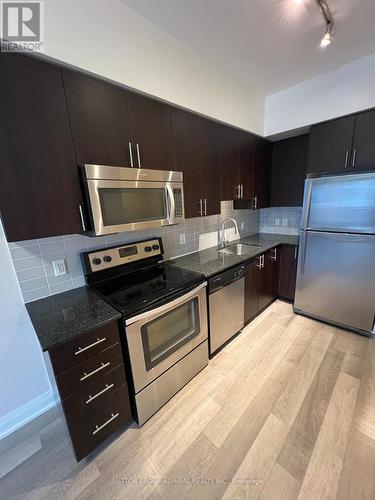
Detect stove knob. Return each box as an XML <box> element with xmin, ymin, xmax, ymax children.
<box><xmin>92</xmin><ymin>257</ymin><xmax>102</xmax><ymax>265</ymax></box>
<box><xmin>152</xmin><ymin>244</ymin><xmax>160</xmax><ymax>251</ymax></box>
<box><xmin>103</xmin><ymin>255</ymin><xmax>112</xmax><ymax>263</ymax></box>
<box><xmin>144</xmin><ymin>246</ymin><xmax>152</xmax><ymax>252</ymax></box>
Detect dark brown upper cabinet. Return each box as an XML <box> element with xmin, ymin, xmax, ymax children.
<box><xmin>63</xmin><ymin>69</ymin><xmax>132</xmax><ymax>167</ymax></box>
<box><xmin>220</xmin><ymin>125</ymin><xmax>240</xmax><ymax>201</ymax></box>
<box><xmin>307</xmin><ymin>116</ymin><xmax>356</xmax><ymax>174</ymax></box>
<box><xmin>172</xmin><ymin>109</ymin><xmax>221</xmax><ymax>218</ymax></box>
<box><xmin>172</xmin><ymin>109</ymin><xmax>202</xmax><ymax>218</ymax></box>
<box><xmin>199</xmin><ymin>119</ymin><xmax>221</xmax><ymax>216</ymax></box>
<box><xmin>126</xmin><ymin>93</ymin><xmax>173</xmax><ymax>170</ymax></box>
<box><xmin>351</xmin><ymin>109</ymin><xmax>375</xmax><ymax>170</ymax></box>
<box><xmin>253</xmin><ymin>138</ymin><xmax>272</xmax><ymax>209</ymax></box>
<box><xmin>271</xmin><ymin>135</ymin><xmax>308</xmax><ymax>207</ymax></box>
<box><xmin>237</xmin><ymin>130</ymin><xmax>255</xmax><ymax>200</ymax></box>
<box><xmin>307</xmin><ymin>111</ymin><xmax>375</xmax><ymax>175</ymax></box>
<box><xmin>0</xmin><ymin>54</ymin><xmax>83</xmax><ymax>242</ymax></box>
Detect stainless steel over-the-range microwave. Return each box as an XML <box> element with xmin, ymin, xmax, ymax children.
<box><xmin>80</xmin><ymin>165</ymin><xmax>185</xmax><ymax>236</ymax></box>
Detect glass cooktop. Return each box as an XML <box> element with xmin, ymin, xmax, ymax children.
<box><xmin>91</xmin><ymin>264</ymin><xmax>204</xmax><ymax>318</ymax></box>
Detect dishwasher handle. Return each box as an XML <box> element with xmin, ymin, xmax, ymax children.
<box><xmin>208</xmin><ymin>264</ymin><xmax>245</xmax><ymax>294</ymax></box>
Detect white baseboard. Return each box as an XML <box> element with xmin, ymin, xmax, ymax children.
<box><xmin>0</xmin><ymin>390</ymin><xmax>57</xmax><ymax>440</ymax></box>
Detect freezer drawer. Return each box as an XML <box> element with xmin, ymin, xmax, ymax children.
<box><xmin>295</xmin><ymin>231</ymin><xmax>375</xmax><ymax>333</ymax></box>
<box><xmin>301</xmin><ymin>173</ymin><xmax>375</xmax><ymax>233</ymax></box>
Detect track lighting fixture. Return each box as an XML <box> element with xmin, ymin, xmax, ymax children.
<box><xmin>315</xmin><ymin>0</ymin><xmax>334</xmax><ymax>48</ymax></box>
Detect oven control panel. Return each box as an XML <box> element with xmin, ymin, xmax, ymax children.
<box><xmin>83</xmin><ymin>239</ymin><xmax>162</xmax><ymax>273</ymax></box>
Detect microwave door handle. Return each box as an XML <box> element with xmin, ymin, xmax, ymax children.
<box><xmin>166</xmin><ymin>184</ymin><xmax>175</xmax><ymax>223</ymax></box>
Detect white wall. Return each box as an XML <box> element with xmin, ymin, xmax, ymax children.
<box><xmin>264</xmin><ymin>53</ymin><xmax>375</xmax><ymax>136</ymax></box>
<box><xmin>42</xmin><ymin>0</ymin><xmax>265</xmax><ymax>135</ymax></box>
<box><xmin>0</xmin><ymin>222</ymin><xmax>54</xmax><ymax>439</ymax></box>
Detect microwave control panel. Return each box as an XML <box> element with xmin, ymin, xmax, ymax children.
<box><xmin>173</xmin><ymin>188</ymin><xmax>183</xmax><ymax>217</ymax></box>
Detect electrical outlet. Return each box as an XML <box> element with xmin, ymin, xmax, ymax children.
<box><xmin>282</xmin><ymin>218</ymin><xmax>288</xmax><ymax>226</ymax></box>
<box><xmin>275</xmin><ymin>218</ymin><xmax>280</xmax><ymax>226</ymax></box>
<box><xmin>179</xmin><ymin>233</ymin><xmax>186</xmax><ymax>245</ymax></box>
<box><xmin>53</xmin><ymin>259</ymin><xmax>67</xmax><ymax>277</ymax></box>
<box><xmin>240</xmin><ymin>222</ymin><xmax>245</xmax><ymax>230</ymax></box>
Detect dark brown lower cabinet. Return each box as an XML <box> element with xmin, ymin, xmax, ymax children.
<box><xmin>278</xmin><ymin>245</ymin><xmax>298</xmax><ymax>301</ymax></box>
<box><xmin>48</xmin><ymin>320</ymin><xmax>132</xmax><ymax>461</ymax></box>
<box><xmin>244</xmin><ymin>249</ymin><xmax>278</xmax><ymax>324</ymax></box>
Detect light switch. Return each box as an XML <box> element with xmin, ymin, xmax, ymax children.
<box><xmin>53</xmin><ymin>259</ymin><xmax>67</xmax><ymax>277</ymax></box>
<box><xmin>179</xmin><ymin>234</ymin><xmax>186</xmax><ymax>245</ymax></box>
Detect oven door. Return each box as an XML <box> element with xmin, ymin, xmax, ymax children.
<box><xmin>86</xmin><ymin>179</ymin><xmax>184</xmax><ymax>235</ymax></box>
<box><xmin>125</xmin><ymin>282</ymin><xmax>208</xmax><ymax>394</ymax></box>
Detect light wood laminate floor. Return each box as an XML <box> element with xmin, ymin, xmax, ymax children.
<box><xmin>1</xmin><ymin>301</ymin><xmax>374</xmax><ymax>500</ymax></box>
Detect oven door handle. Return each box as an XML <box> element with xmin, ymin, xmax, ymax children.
<box><xmin>125</xmin><ymin>281</ymin><xmax>207</xmax><ymax>326</ymax></box>
<box><xmin>166</xmin><ymin>183</ymin><xmax>176</xmax><ymax>224</ymax></box>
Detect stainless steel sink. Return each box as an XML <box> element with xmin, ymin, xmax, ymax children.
<box><xmin>218</xmin><ymin>244</ymin><xmax>258</xmax><ymax>256</ymax></box>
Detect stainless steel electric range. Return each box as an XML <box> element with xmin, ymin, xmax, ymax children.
<box><xmin>81</xmin><ymin>238</ymin><xmax>208</xmax><ymax>425</ymax></box>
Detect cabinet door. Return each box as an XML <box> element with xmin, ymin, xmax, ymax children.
<box><xmin>254</xmin><ymin>139</ymin><xmax>272</xmax><ymax>209</ymax></box>
<box><xmin>63</xmin><ymin>70</ymin><xmax>131</xmax><ymax>166</ymax></box>
<box><xmin>258</xmin><ymin>250</ymin><xmax>274</xmax><ymax>311</ymax></box>
<box><xmin>200</xmin><ymin>119</ymin><xmax>221</xmax><ymax>216</ymax></box>
<box><xmin>278</xmin><ymin>245</ymin><xmax>298</xmax><ymax>301</ymax></box>
<box><xmin>172</xmin><ymin>109</ymin><xmax>202</xmax><ymax>218</ymax></box>
<box><xmin>244</xmin><ymin>259</ymin><xmax>260</xmax><ymax>323</ymax></box>
<box><xmin>0</xmin><ymin>54</ymin><xmax>82</xmax><ymax>241</ymax></box>
<box><xmin>351</xmin><ymin>110</ymin><xmax>375</xmax><ymax>171</ymax></box>
<box><xmin>127</xmin><ymin>92</ymin><xmax>173</xmax><ymax>170</ymax></box>
<box><xmin>238</xmin><ymin>131</ymin><xmax>255</xmax><ymax>200</ymax></box>
<box><xmin>220</xmin><ymin>125</ymin><xmax>240</xmax><ymax>201</ymax></box>
<box><xmin>272</xmin><ymin>135</ymin><xmax>308</xmax><ymax>207</ymax></box>
<box><xmin>307</xmin><ymin>116</ymin><xmax>355</xmax><ymax>174</ymax></box>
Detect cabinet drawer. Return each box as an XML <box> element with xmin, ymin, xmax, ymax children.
<box><xmin>62</xmin><ymin>364</ymin><xmax>127</xmax><ymax>422</ymax></box>
<box><xmin>68</xmin><ymin>384</ymin><xmax>132</xmax><ymax>461</ymax></box>
<box><xmin>49</xmin><ymin>321</ymin><xmax>121</xmax><ymax>375</ymax></box>
<box><xmin>56</xmin><ymin>343</ymin><xmax>123</xmax><ymax>400</ymax></box>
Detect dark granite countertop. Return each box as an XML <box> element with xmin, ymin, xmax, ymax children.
<box><xmin>171</xmin><ymin>233</ymin><xmax>299</xmax><ymax>278</ymax></box>
<box><xmin>26</xmin><ymin>286</ymin><xmax>122</xmax><ymax>352</ymax></box>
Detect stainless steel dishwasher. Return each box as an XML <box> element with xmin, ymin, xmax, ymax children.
<box><xmin>208</xmin><ymin>264</ymin><xmax>245</xmax><ymax>355</ymax></box>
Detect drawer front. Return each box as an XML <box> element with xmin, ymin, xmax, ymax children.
<box><xmin>56</xmin><ymin>343</ymin><xmax>123</xmax><ymax>400</ymax></box>
<box><xmin>62</xmin><ymin>364</ymin><xmax>127</xmax><ymax>422</ymax></box>
<box><xmin>68</xmin><ymin>384</ymin><xmax>132</xmax><ymax>461</ymax></box>
<box><xmin>49</xmin><ymin>321</ymin><xmax>121</xmax><ymax>375</ymax></box>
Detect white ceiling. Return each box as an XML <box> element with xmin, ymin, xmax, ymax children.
<box><xmin>120</xmin><ymin>0</ymin><xmax>375</xmax><ymax>95</ymax></box>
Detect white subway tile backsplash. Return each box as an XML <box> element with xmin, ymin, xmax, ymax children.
<box><xmin>259</xmin><ymin>207</ymin><xmax>301</xmax><ymax>235</ymax></box>
<box><xmin>9</xmin><ymin>202</ymin><xmax>260</xmax><ymax>303</ymax></box>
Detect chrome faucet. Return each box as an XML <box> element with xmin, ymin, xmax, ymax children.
<box><xmin>219</xmin><ymin>217</ymin><xmax>240</xmax><ymax>248</ymax></box>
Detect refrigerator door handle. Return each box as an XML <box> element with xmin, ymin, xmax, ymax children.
<box><xmin>298</xmin><ymin>231</ymin><xmax>307</xmax><ymax>275</ymax></box>
<box><xmin>300</xmin><ymin>180</ymin><xmax>313</xmax><ymax>230</ymax></box>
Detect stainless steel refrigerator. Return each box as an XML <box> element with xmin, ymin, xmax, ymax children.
<box><xmin>294</xmin><ymin>171</ymin><xmax>375</xmax><ymax>336</ymax></box>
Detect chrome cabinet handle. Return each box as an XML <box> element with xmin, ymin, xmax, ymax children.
<box><xmin>236</xmin><ymin>185</ymin><xmax>241</xmax><ymax>199</ymax></box>
<box><xmin>253</xmin><ymin>196</ymin><xmax>258</xmax><ymax>210</ymax></box>
<box><xmin>351</xmin><ymin>149</ymin><xmax>357</xmax><ymax>168</ymax></box>
<box><xmin>80</xmin><ymin>362</ymin><xmax>110</xmax><ymax>382</ymax></box>
<box><xmin>270</xmin><ymin>248</ymin><xmax>277</xmax><ymax>261</ymax></box>
<box><xmin>75</xmin><ymin>337</ymin><xmax>106</xmax><ymax>356</ymax></box>
<box><xmin>92</xmin><ymin>412</ymin><xmax>119</xmax><ymax>436</ymax></box>
<box><xmin>128</xmin><ymin>142</ymin><xmax>134</xmax><ymax>167</ymax></box>
<box><xmin>344</xmin><ymin>150</ymin><xmax>349</xmax><ymax>168</ymax></box>
<box><xmin>86</xmin><ymin>383</ymin><xmax>114</xmax><ymax>405</ymax></box>
<box><xmin>78</xmin><ymin>204</ymin><xmax>86</xmax><ymax>232</ymax></box>
<box><xmin>241</xmin><ymin>185</ymin><xmax>244</xmax><ymax>199</ymax></box>
<box><xmin>262</xmin><ymin>254</ymin><xmax>265</xmax><ymax>268</ymax></box>
<box><xmin>136</xmin><ymin>143</ymin><xmax>141</xmax><ymax>168</ymax></box>
<box><xmin>198</xmin><ymin>198</ymin><xmax>203</xmax><ymax>216</ymax></box>
<box><xmin>294</xmin><ymin>246</ymin><xmax>298</xmax><ymax>260</ymax></box>
<box><xmin>256</xmin><ymin>255</ymin><xmax>263</xmax><ymax>269</ymax></box>
<box><xmin>203</xmin><ymin>198</ymin><xmax>207</xmax><ymax>216</ymax></box>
